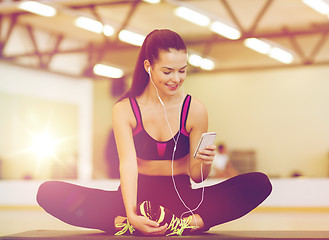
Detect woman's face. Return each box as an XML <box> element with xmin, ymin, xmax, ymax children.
<box><xmin>150</xmin><ymin>49</ymin><xmax>187</xmax><ymax>96</ymax></box>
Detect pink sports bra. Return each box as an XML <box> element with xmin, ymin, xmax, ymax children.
<box><xmin>129</xmin><ymin>95</ymin><xmax>191</xmax><ymax>160</ymax></box>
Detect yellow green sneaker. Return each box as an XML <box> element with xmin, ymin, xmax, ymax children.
<box><xmin>114</xmin><ymin>218</ymin><xmax>140</xmax><ymax>236</ymax></box>
<box><xmin>138</xmin><ymin>200</ymin><xmax>196</xmax><ymax>236</ymax></box>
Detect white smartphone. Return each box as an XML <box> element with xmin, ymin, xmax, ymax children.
<box><xmin>193</xmin><ymin>132</ymin><xmax>217</xmax><ymax>158</ymax></box>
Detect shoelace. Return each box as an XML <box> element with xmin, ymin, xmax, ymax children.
<box><xmin>166</xmin><ymin>215</ymin><xmax>196</xmax><ymax>236</ymax></box>
<box><xmin>114</xmin><ymin>219</ymin><xmax>136</xmax><ymax>235</ymax></box>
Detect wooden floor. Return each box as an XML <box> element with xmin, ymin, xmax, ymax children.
<box><xmin>1</xmin><ymin>207</ymin><xmax>329</xmax><ymax>239</ymax></box>
<box><xmin>2</xmin><ymin>230</ymin><xmax>329</xmax><ymax>240</ymax></box>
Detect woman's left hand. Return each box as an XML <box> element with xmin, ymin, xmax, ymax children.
<box><xmin>195</xmin><ymin>145</ymin><xmax>216</xmax><ymax>165</ymax></box>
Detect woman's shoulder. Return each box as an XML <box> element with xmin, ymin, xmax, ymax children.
<box><xmin>185</xmin><ymin>95</ymin><xmax>208</xmax><ymax>132</ymax></box>
<box><xmin>112</xmin><ymin>98</ymin><xmax>132</xmax><ymax>117</ymax></box>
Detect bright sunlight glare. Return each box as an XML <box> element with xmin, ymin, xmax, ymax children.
<box><xmin>31</xmin><ymin>133</ymin><xmax>56</xmax><ymax>159</ymax></box>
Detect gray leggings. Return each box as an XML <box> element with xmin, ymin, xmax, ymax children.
<box><xmin>37</xmin><ymin>172</ymin><xmax>272</xmax><ymax>234</ymax></box>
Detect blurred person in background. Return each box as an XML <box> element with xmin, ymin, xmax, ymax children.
<box><xmin>209</xmin><ymin>143</ymin><xmax>239</xmax><ymax>178</ymax></box>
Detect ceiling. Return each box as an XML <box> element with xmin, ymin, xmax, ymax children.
<box><xmin>1</xmin><ymin>0</ymin><xmax>329</xmax><ymax>79</ymax></box>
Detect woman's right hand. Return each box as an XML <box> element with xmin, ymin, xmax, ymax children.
<box><xmin>129</xmin><ymin>213</ymin><xmax>168</xmax><ymax>235</ymax></box>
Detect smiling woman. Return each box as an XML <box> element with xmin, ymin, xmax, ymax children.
<box><xmin>36</xmin><ymin>29</ymin><xmax>272</xmax><ymax>237</ymax></box>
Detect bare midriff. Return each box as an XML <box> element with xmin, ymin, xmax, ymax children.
<box><xmin>137</xmin><ymin>155</ymin><xmax>190</xmax><ymax>176</ymax></box>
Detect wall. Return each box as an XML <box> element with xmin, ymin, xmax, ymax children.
<box><xmin>0</xmin><ymin>61</ymin><xmax>93</xmax><ymax>180</ymax></box>
<box><xmin>92</xmin><ymin>79</ymin><xmax>116</xmax><ymax>178</ymax></box>
<box><xmin>184</xmin><ymin>65</ymin><xmax>329</xmax><ymax>177</ymax></box>
<box><xmin>0</xmin><ymin>61</ymin><xmax>116</xmax><ymax>180</ymax></box>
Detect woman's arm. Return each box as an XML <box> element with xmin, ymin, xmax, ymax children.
<box><xmin>188</xmin><ymin>98</ymin><xmax>216</xmax><ymax>183</ymax></box>
<box><xmin>112</xmin><ymin>100</ymin><xmax>167</xmax><ymax>235</ymax></box>
<box><xmin>112</xmin><ymin>100</ymin><xmax>138</xmax><ymax>219</ymax></box>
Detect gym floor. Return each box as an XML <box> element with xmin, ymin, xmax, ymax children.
<box><xmin>1</xmin><ymin>207</ymin><xmax>329</xmax><ymax>237</ymax></box>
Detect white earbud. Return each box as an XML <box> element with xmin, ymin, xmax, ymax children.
<box><xmin>148</xmin><ymin>66</ymin><xmax>164</xmax><ymax>106</ymax></box>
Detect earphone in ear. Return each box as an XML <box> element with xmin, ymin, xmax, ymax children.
<box><xmin>148</xmin><ymin>66</ymin><xmax>164</xmax><ymax>106</ymax></box>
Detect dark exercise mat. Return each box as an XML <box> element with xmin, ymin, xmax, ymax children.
<box><xmin>1</xmin><ymin>230</ymin><xmax>329</xmax><ymax>240</ymax></box>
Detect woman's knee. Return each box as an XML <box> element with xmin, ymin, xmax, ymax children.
<box><xmin>36</xmin><ymin>181</ymin><xmax>50</xmax><ymax>207</ymax></box>
<box><xmin>247</xmin><ymin>172</ymin><xmax>272</xmax><ymax>198</ymax></box>
<box><xmin>36</xmin><ymin>181</ymin><xmax>62</xmax><ymax>208</ymax></box>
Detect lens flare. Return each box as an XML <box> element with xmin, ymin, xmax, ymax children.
<box><xmin>31</xmin><ymin>133</ymin><xmax>56</xmax><ymax>159</ymax></box>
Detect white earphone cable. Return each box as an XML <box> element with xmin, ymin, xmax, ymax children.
<box><xmin>148</xmin><ymin>68</ymin><xmax>205</xmax><ymax>225</ymax></box>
